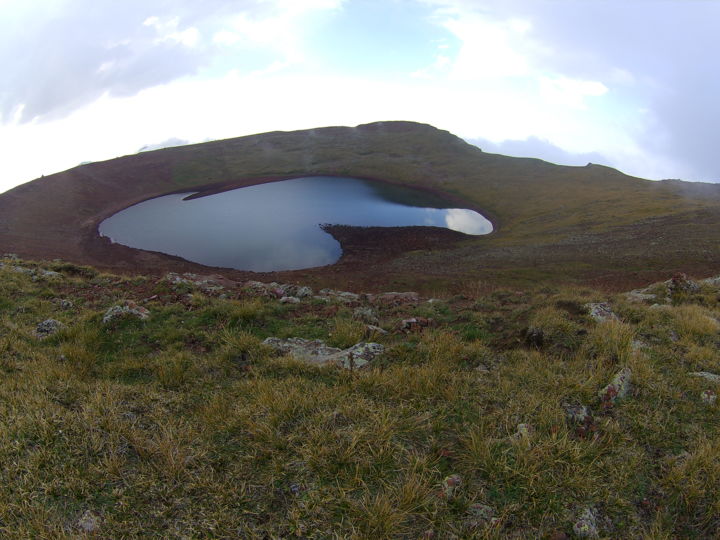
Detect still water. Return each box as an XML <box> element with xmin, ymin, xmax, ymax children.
<box><xmin>99</xmin><ymin>176</ymin><xmax>492</xmax><ymax>271</ymax></box>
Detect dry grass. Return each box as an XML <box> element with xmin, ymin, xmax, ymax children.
<box><xmin>1</xmin><ymin>260</ymin><xmax>720</xmax><ymax>537</ymax></box>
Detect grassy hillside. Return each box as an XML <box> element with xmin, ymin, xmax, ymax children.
<box><xmin>2</xmin><ymin>121</ymin><xmax>720</xmax><ymax>290</ymax></box>
<box><xmin>2</xmin><ymin>255</ymin><xmax>719</xmax><ymax>537</ymax></box>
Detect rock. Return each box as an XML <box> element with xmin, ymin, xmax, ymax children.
<box><xmin>563</xmin><ymin>404</ymin><xmax>597</xmax><ymax>437</ymax></box>
<box><xmin>439</xmin><ymin>474</ymin><xmax>462</xmax><ymax>499</ymax></box>
<box><xmin>296</xmin><ymin>286</ymin><xmax>313</xmax><ymax>298</ymax></box>
<box><xmin>700</xmin><ymin>275</ymin><xmax>720</xmax><ymax>287</ymax></box>
<box><xmin>573</xmin><ymin>507</ymin><xmax>599</xmax><ymax>538</ymax></box>
<box><xmin>341</xmin><ymin>342</ymin><xmax>384</xmax><ymax>369</ymax></box>
<box><xmin>668</xmin><ymin>273</ymin><xmax>700</xmax><ymax>295</ymax></box>
<box><xmin>2</xmin><ymin>253</ymin><xmax>19</xmax><ymax>261</ymax></box>
<box><xmin>631</xmin><ymin>339</ymin><xmax>648</xmax><ymax>351</ymax></box>
<box><xmin>166</xmin><ymin>272</ymin><xmax>233</xmax><ymax>292</ymax></box>
<box><xmin>465</xmin><ymin>503</ymin><xmax>496</xmax><ymax>529</ymax></box>
<box><xmin>399</xmin><ymin>317</ymin><xmax>434</xmax><ymax>333</ymax></box>
<box><xmin>102</xmin><ymin>301</ymin><xmax>150</xmax><ymax>324</ymax></box>
<box><xmin>585</xmin><ymin>302</ymin><xmax>619</xmax><ymax>323</ymax></box>
<box><xmin>526</xmin><ymin>326</ymin><xmax>544</xmax><ymax>347</ymax></box>
<box><xmin>474</xmin><ymin>363</ymin><xmax>490</xmax><ymax>373</ymax></box>
<box><xmin>36</xmin><ymin>319</ymin><xmax>67</xmax><ymax>339</ymax></box>
<box><xmin>368</xmin><ymin>291</ymin><xmax>419</xmax><ymax>305</ymax></box>
<box><xmin>689</xmin><ymin>371</ymin><xmax>720</xmax><ymax>383</ymax></box>
<box><xmin>262</xmin><ymin>338</ymin><xmax>383</xmax><ymax>369</ymax></box>
<box><xmin>12</xmin><ymin>266</ymin><xmax>35</xmax><ymax>276</ymax></box>
<box><xmin>353</xmin><ymin>307</ymin><xmax>379</xmax><ymax>325</ymax></box>
<box><xmin>280</xmin><ymin>296</ymin><xmax>300</xmax><ymax>304</ymax></box>
<box><xmin>700</xmin><ymin>389</ymin><xmax>717</xmax><ymax>405</ymax></box>
<box><xmin>365</xmin><ymin>324</ymin><xmax>388</xmax><ymax>336</ymax></box>
<box><xmin>625</xmin><ymin>289</ymin><xmax>657</xmax><ymax>303</ymax></box>
<box><xmin>78</xmin><ymin>510</ymin><xmax>101</xmax><ymax>533</ymax></box>
<box><xmin>598</xmin><ymin>367</ymin><xmax>632</xmax><ymax>405</ymax></box>
<box><xmin>39</xmin><ymin>269</ymin><xmax>62</xmax><ymax>279</ymax></box>
<box><xmin>319</xmin><ymin>288</ymin><xmax>361</xmax><ymax>303</ymax></box>
<box><xmin>512</xmin><ymin>423</ymin><xmax>534</xmax><ymax>440</ymax></box>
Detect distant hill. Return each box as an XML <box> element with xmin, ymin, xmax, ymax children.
<box><xmin>2</xmin><ymin>121</ymin><xmax>720</xmax><ymax>292</ymax></box>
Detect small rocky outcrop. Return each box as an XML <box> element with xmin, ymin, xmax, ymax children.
<box><xmin>585</xmin><ymin>302</ymin><xmax>619</xmax><ymax>323</ymax></box>
<box><xmin>166</xmin><ymin>272</ymin><xmax>233</xmax><ymax>293</ymax></box>
<box><xmin>35</xmin><ymin>319</ymin><xmax>67</xmax><ymax>339</ymax></box>
<box><xmin>598</xmin><ymin>367</ymin><xmax>632</xmax><ymax>406</ymax></box>
<box><xmin>102</xmin><ymin>301</ymin><xmax>150</xmax><ymax>324</ymax></box>
<box><xmin>262</xmin><ymin>338</ymin><xmax>383</xmax><ymax>369</ymax></box>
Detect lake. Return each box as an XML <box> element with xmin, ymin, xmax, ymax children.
<box><xmin>98</xmin><ymin>176</ymin><xmax>492</xmax><ymax>271</ymax></box>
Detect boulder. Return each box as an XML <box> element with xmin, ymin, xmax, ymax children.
<box><xmin>280</xmin><ymin>296</ymin><xmax>300</xmax><ymax>304</ymax></box>
<box><xmin>319</xmin><ymin>288</ymin><xmax>361</xmax><ymax>303</ymax></box>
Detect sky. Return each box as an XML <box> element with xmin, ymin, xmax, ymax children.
<box><xmin>1</xmin><ymin>0</ymin><xmax>719</xmax><ymax>194</ymax></box>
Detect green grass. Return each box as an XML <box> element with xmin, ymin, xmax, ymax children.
<box><xmin>1</xmin><ymin>258</ymin><xmax>720</xmax><ymax>537</ymax></box>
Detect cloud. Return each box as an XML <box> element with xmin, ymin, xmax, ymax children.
<box><xmin>138</xmin><ymin>137</ymin><xmax>189</xmax><ymax>153</ymax></box>
<box><xmin>0</xmin><ymin>0</ymin><xmax>344</xmax><ymax>124</ymax></box>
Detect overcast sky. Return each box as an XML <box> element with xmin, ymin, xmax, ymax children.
<box><xmin>1</xmin><ymin>0</ymin><xmax>718</xmax><ymax>193</ymax></box>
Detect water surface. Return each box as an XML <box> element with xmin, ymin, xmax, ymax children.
<box><xmin>99</xmin><ymin>176</ymin><xmax>492</xmax><ymax>271</ymax></box>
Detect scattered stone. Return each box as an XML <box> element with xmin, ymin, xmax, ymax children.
<box><xmin>585</xmin><ymin>302</ymin><xmax>619</xmax><ymax>323</ymax></box>
<box><xmin>280</xmin><ymin>296</ymin><xmax>300</xmax><ymax>304</ymax></box>
<box><xmin>262</xmin><ymin>338</ymin><xmax>383</xmax><ymax>369</ymax></box>
<box><xmin>353</xmin><ymin>306</ymin><xmax>379</xmax><ymax>325</ymax></box>
<box><xmin>598</xmin><ymin>367</ymin><xmax>632</xmax><ymax>406</ymax></box>
<box><xmin>631</xmin><ymin>339</ymin><xmax>648</xmax><ymax>351</ymax></box>
<box><xmin>36</xmin><ymin>319</ymin><xmax>67</xmax><ymax>339</ymax></box>
<box><xmin>474</xmin><ymin>363</ymin><xmax>490</xmax><ymax>373</ymax></box>
<box><xmin>368</xmin><ymin>291</ymin><xmax>419</xmax><ymax>305</ymax></box>
<box><xmin>668</xmin><ymin>330</ymin><xmax>680</xmax><ymax>342</ymax></box>
<box><xmin>53</xmin><ymin>298</ymin><xmax>74</xmax><ymax>310</ymax></box>
<box><xmin>689</xmin><ymin>371</ymin><xmax>720</xmax><ymax>383</ymax></box>
<box><xmin>700</xmin><ymin>389</ymin><xmax>717</xmax><ymax>405</ymax></box>
<box><xmin>573</xmin><ymin>507</ymin><xmax>599</xmax><ymax>538</ymax></box>
<box><xmin>78</xmin><ymin>510</ymin><xmax>101</xmax><ymax>533</ymax></box>
<box><xmin>399</xmin><ymin>317</ymin><xmax>435</xmax><ymax>333</ymax></box>
<box><xmin>2</xmin><ymin>253</ymin><xmax>19</xmax><ymax>261</ymax></box>
<box><xmin>102</xmin><ymin>301</ymin><xmax>150</xmax><ymax>324</ymax></box>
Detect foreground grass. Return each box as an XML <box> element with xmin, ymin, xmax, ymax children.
<box><xmin>1</xmin><ymin>257</ymin><xmax>719</xmax><ymax>538</ymax></box>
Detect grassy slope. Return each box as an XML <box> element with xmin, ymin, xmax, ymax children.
<box><xmin>2</xmin><ymin>121</ymin><xmax>720</xmax><ymax>290</ymax></box>
<box><xmin>2</xmin><ymin>256</ymin><xmax>719</xmax><ymax>538</ymax></box>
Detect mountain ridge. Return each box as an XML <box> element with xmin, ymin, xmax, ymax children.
<box><xmin>2</xmin><ymin>121</ymin><xmax>720</xmax><ymax>292</ymax></box>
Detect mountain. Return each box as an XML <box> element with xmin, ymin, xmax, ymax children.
<box><xmin>2</xmin><ymin>120</ymin><xmax>720</xmax><ymax>292</ymax></box>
